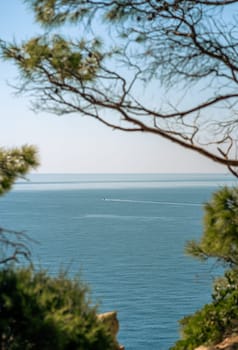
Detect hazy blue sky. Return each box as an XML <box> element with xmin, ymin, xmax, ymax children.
<box><xmin>0</xmin><ymin>1</ymin><xmax>225</xmax><ymax>174</ymax></box>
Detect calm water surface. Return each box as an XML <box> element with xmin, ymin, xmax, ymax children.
<box><xmin>0</xmin><ymin>174</ymin><xmax>236</xmax><ymax>349</ymax></box>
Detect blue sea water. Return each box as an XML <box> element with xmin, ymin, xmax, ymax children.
<box><xmin>0</xmin><ymin>173</ymin><xmax>236</xmax><ymax>349</ymax></box>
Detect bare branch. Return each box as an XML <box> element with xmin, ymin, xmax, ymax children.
<box><xmin>0</xmin><ymin>227</ymin><xmax>36</xmax><ymax>265</ymax></box>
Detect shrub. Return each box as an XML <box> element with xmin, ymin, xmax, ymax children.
<box><xmin>171</xmin><ymin>280</ymin><xmax>238</xmax><ymax>350</ymax></box>
<box><xmin>0</xmin><ymin>267</ymin><xmax>117</xmax><ymax>350</ymax></box>
<box><xmin>171</xmin><ymin>187</ymin><xmax>238</xmax><ymax>350</ymax></box>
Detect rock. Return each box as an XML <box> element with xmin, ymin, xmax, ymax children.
<box><xmin>97</xmin><ymin>311</ymin><xmax>125</xmax><ymax>350</ymax></box>
<box><xmin>216</xmin><ymin>335</ymin><xmax>238</xmax><ymax>349</ymax></box>
<box><xmin>195</xmin><ymin>335</ymin><xmax>238</xmax><ymax>350</ymax></box>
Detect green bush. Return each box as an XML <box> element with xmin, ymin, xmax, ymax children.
<box><xmin>171</xmin><ymin>279</ymin><xmax>238</xmax><ymax>350</ymax></box>
<box><xmin>0</xmin><ymin>267</ymin><xmax>117</xmax><ymax>350</ymax></box>
<box><xmin>171</xmin><ymin>187</ymin><xmax>238</xmax><ymax>350</ymax></box>
<box><xmin>170</xmin><ymin>294</ymin><xmax>236</xmax><ymax>350</ymax></box>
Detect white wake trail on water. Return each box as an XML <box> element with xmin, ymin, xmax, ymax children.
<box><xmin>103</xmin><ymin>198</ymin><xmax>202</xmax><ymax>206</ymax></box>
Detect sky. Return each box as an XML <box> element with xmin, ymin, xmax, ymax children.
<box><xmin>0</xmin><ymin>1</ymin><xmax>226</xmax><ymax>174</ymax></box>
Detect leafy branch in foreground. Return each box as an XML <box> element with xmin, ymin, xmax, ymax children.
<box><xmin>0</xmin><ymin>145</ymin><xmax>39</xmax><ymax>265</ymax></box>
<box><xmin>186</xmin><ymin>187</ymin><xmax>238</xmax><ymax>267</ymax></box>
<box><xmin>0</xmin><ymin>145</ymin><xmax>39</xmax><ymax>195</ymax></box>
<box><xmin>2</xmin><ymin>0</ymin><xmax>238</xmax><ymax>175</ymax></box>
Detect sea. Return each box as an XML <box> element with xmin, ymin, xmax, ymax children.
<box><xmin>0</xmin><ymin>173</ymin><xmax>236</xmax><ymax>350</ymax></box>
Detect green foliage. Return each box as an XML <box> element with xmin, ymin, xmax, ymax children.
<box><xmin>2</xmin><ymin>34</ymin><xmax>103</xmax><ymax>82</ymax></box>
<box><xmin>171</xmin><ymin>268</ymin><xmax>238</xmax><ymax>350</ymax></box>
<box><xmin>0</xmin><ymin>144</ymin><xmax>38</xmax><ymax>265</ymax></box>
<box><xmin>25</xmin><ymin>0</ymin><xmax>90</xmax><ymax>26</ymax></box>
<box><xmin>212</xmin><ymin>269</ymin><xmax>238</xmax><ymax>303</ymax></box>
<box><xmin>186</xmin><ymin>187</ymin><xmax>238</xmax><ymax>266</ymax></box>
<box><xmin>0</xmin><ymin>145</ymin><xmax>39</xmax><ymax>196</ymax></box>
<box><xmin>171</xmin><ymin>187</ymin><xmax>238</xmax><ymax>349</ymax></box>
<box><xmin>171</xmin><ymin>305</ymin><xmax>223</xmax><ymax>350</ymax></box>
<box><xmin>0</xmin><ymin>267</ymin><xmax>117</xmax><ymax>350</ymax></box>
